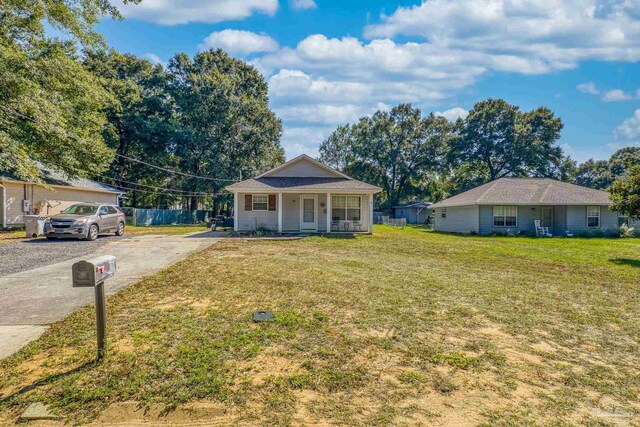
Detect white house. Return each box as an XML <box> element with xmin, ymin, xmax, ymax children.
<box><xmin>225</xmin><ymin>155</ymin><xmax>382</xmax><ymax>233</ymax></box>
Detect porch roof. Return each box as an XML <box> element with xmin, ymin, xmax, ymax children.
<box><xmin>226</xmin><ymin>177</ymin><xmax>381</xmax><ymax>192</ymax></box>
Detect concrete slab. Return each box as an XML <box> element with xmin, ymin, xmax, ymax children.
<box><xmin>19</xmin><ymin>402</ymin><xmax>59</xmax><ymax>420</ymax></box>
<box><xmin>0</xmin><ymin>231</ymin><xmax>222</xmax><ymax>359</ymax></box>
<box><xmin>0</xmin><ymin>325</ymin><xmax>49</xmax><ymax>359</ymax></box>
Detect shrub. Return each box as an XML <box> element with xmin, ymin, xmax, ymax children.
<box><xmin>620</xmin><ymin>224</ymin><xmax>636</xmax><ymax>238</ymax></box>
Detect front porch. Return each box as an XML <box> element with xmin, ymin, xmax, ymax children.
<box><xmin>233</xmin><ymin>192</ymin><xmax>374</xmax><ymax>234</ymax></box>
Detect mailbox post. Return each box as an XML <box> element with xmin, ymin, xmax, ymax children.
<box><xmin>72</xmin><ymin>255</ymin><xmax>116</xmax><ymax>360</ymax></box>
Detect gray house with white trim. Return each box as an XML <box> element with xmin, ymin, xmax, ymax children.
<box><xmin>432</xmin><ymin>178</ymin><xmax>637</xmax><ymax>235</ymax></box>
<box><xmin>226</xmin><ymin>155</ymin><xmax>382</xmax><ymax>233</ymax></box>
<box><xmin>392</xmin><ymin>201</ymin><xmax>433</xmax><ymax>224</ymax></box>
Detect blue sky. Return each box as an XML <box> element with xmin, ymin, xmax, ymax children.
<box><xmin>99</xmin><ymin>0</ymin><xmax>640</xmax><ymax>162</ymax></box>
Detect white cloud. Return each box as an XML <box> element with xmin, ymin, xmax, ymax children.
<box><xmin>614</xmin><ymin>109</ymin><xmax>640</xmax><ymax>141</ymax></box>
<box><xmin>290</xmin><ymin>0</ymin><xmax>317</xmax><ymax>11</ymax></box>
<box><xmin>435</xmin><ymin>107</ymin><xmax>469</xmax><ymax>121</ymax></box>
<box><xmin>364</xmin><ymin>0</ymin><xmax>640</xmax><ymax>73</ymax></box>
<box><xmin>601</xmin><ymin>89</ymin><xmax>634</xmax><ymax>102</ymax></box>
<box><xmin>143</xmin><ymin>53</ymin><xmax>165</xmax><ymax>67</ymax></box>
<box><xmin>577</xmin><ymin>82</ymin><xmax>600</xmax><ymax>95</ymax></box>
<box><xmin>577</xmin><ymin>82</ymin><xmax>639</xmax><ymax>102</ymax></box>
<box><xmin>114</xmin><ymin>0</ymin><xmax>278</xmax><ymax>25</ymax></box>
<box><xmin>198</xmin><ymin>30</ymin><xmax>278</xmax><ymax>55</ymax></box>
<box><xmin>280</xmin><ymin>126</ymin><xmax>333</xmax><ymax>158</ymax></box>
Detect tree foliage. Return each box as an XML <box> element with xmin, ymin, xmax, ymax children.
<box><xmin>449</xmin><ymin>99</ymin><xmax>564</xmax><ymax>187</ymax></box>
<box><xmin>609</xmin><ymin>166</ymin><xmax>640</xmax><ymax>220</ymax></box>
<box><xmin>320</xmin><ymin>104</ymin><xmax>453</xmax><ymax>208</ymax></box>
<box><xmin>0</xmin><ymin>0</ymin><xmax>138</xmax><ymax>182</ymax></box>
<box><xmin>574</xmin><ymin>147</ymin><xmax>640</xmax><ymax>190</ymax></box>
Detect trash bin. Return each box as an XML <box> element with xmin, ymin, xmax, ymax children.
<box><xmin>24</xmin><ymin>215</ymin><xmax>47</xmax><ymax>238</ymax></box>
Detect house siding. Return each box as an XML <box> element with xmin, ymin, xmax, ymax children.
<box><xmin>433</xmin><ymin>205</ymin><xmax>479</xmax><ymax>233</ymax></box>
<box><xmin>566</xmin><ymin>205</ymin><xmax>620</xmax><ymax>232</ymax></box>
<box><xmin>2</xmin><ymin>181</ymin><xmax>118</xmax><ymax>227</ymax></box>
<box><xmin>267</xmin><ymin>161</ymin><xmax>338</xmax><ymax>178</ymax></box>
<box><xmin>237</xmin><ymin>192</ymin><xmax>369</xmax><ymax>232</ymax></box>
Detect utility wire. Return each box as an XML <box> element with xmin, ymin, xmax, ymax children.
<box><xmin>115</xmin><ymin>153</ymin><xmax>239</xmax><ymax>182</ymax></box>
<box><xmin>101</xmin><ymin>182</ymin><xmax>214</xmax><ymax>198</ymax></box>
<box><xmin>110</xmin><ymin>178</ymin><xmax>216</xmax><ymax>196</ymax></box>
<box><xmin>1</xmin><ymin>105</ymin><xmax>241</xmax><ymax>183</ymax></box>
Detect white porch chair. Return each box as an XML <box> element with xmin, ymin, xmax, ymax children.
<box><xmin>534</xmin><ymin>220</ymin><xmax>551</xmax><ymax>237</ymax></box>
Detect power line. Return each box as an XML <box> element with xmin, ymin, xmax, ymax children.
<box><xmin>115</xmin><ymin>153</ymin><xmax>239</xmax><ymax>182</ymax></box>
<box><xmin>110</xmin><ymin>178</ymin><xmax>214</xmax><ymax>195</ymax></box>
<box><xmin>1</xmin><ymin>105</ymin><xmax>241</xmax><ymax>183</ymax></box>
<box><xmin>102</xmin><ymin>182</ymin><xmax>213</xmax><ymax>198</ymax></box>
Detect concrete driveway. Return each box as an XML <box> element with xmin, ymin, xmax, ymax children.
<box><xmin>0</xmin><ymin>231</ymin><xmax>224</xmax><ymax>359</ymax></box>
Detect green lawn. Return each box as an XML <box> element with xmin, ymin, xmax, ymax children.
<box><xmin>1</xmin><ymin>226</ymin><xmax>639</xmax><ymax>426</ymax></box>
<box><xmin>125</xmin><ymin>224</ymin><xmax>210</xmax><ymax>236</ymax></box>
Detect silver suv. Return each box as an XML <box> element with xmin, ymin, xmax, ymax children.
<box><xmin>44</xmin><ymin>203</ymin><xmax>126</xmax><ymax>241</ymax></box>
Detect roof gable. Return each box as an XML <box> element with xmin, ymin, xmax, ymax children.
<box><xmin>257</xmin><ymin>155</ymin><xmax>350</xmax><ymax>179</ymax></box>
<box><xmin>432</xmin><ymin>178</ymin><xmax>611</xmax><ymax>207</ymax></box>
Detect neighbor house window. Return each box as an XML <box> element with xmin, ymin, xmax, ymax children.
<box><xmin>618</xmin><ymin>214</ymin><xmax>629</xmax><ymax>227</ymax></box>
<box><xmin>587</xmin><ymin>206</ymin><xmax>600</xmax><ymax>227</ymax></box>
<box><xmin>332</xmin><ymin>195</ymin><xmax>361</xmax><ymax>221</ymax></box>
<box><xmin>252</xmin><ymin>194</ymin><xmax>268</xmax><ymax>211</ymax></box>
<box><xmin>493</xmin><ymin>206</ymin><xmax>517</xmax><ymax>227</ymax></box>
<box><xmin>441</xmin><ymin>208</ymin><xmax>446</xmax><ymax>218</ymax></box>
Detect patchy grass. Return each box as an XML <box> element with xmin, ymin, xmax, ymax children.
<box><xmin>125</xmin><ymin>224</ymin><xmax>209</xmax><ymax>236</ymax></box>
<box><xmin>0</xmin><ymin>228</ymin><xmax>26</xmax><ymax>244</ymax></box>
<box><xmin>0</xmin><ymin>226</ymin><xmax>639</xmax><ymax>426</ymax></box>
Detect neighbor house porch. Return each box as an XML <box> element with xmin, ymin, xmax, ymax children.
<box><xmin>233</xmin><ymin>192</ymin><xmax>374</xmax><ymax>234</ymax></box>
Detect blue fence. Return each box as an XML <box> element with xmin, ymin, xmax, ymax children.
<box><xmin>126</xmin><ymin>208</ymin><xmax>213</xmax><ymax>226</ymax></box>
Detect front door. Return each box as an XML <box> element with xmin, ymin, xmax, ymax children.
<box><xmin>300</xmin><ymin>196</ymin><xmax>318</xmax><ymax>231</ymax></box>
<box><xmin>542</xmin><ymin>207</ymin><xmax>553</xmax><ymax>231</ymax></box>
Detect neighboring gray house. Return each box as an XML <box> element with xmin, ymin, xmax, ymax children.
<box><xmin>392</xmin><ymin>201</ymin><xmax>433</xmax><ymax>224</ymax></box>
<box><xmin>432</xmin><ymin>178</ymin><xmax>637</xmax><ymax>235</ymax></box>
<box><xmin>225</xmin><ymin>155</ymin><xmax>382</xmax><ymax>233</ymax></box>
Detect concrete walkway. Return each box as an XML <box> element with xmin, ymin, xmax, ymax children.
<box><xmin>0</xmin><ymin>231</ymin><xmax>224</xmax><ymax>359</ymax></box>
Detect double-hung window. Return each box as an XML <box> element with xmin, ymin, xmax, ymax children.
<box><xmin>587</xmin><ymin>206</ymin><xmax>600</xmax><ymax>227</ymax></box>
<box><xmin>331</xmin><ymin>195</ymin><xmax>361</xmax><ymax>221</ymax></box>
<box><xmin>252</xmin><ymin>194</ymin><xmax>268</xmax><ymax>211</ymax></box>
<box><xmin>618</xmin><ymin>214</ymin><xmax>629</xmax><ymax>227</ymax></box>
<box><xmin>493</xmin><ymin>206</ymin><xmax>517</xmax><ymax>227</ymax></box>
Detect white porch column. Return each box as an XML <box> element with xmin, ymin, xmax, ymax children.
<box><xmin>233</xmin><ymin>192</ymin><xmax>238</xmax><ymax>231</ymax></box>
<box><xmin>369</xmin><ymin>193</ymin><xmax>374</xmax><ymax>233</ymax></box>
<box><xmin>326</xmin><ymin>192</ymin><xmax>332</xmax><ymax>233</ymax></box>
<box><xmin>277</xmin><ymin>192</ymin><xmax>283</xmax><ymax>233</ymax></box>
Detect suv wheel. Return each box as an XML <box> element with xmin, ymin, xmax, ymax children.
<box><xmin>115</xmin><ymin>222</ymin><xmax>125</xmax><ymax>236</ymax></box>
<box><xmin>86</xmin><ymin>224</ymin><xmax>99</xmax><ymax>241</ymax></box>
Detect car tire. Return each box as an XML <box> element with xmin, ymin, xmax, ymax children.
<box><xmin>115</xmin><ymin>222</ymin><xmax>125</xmax><ymax>236</ymax></box>
<box><xmin>86</xmin><ymin>224</ymin><xmax>99</xmax><ymax>241</ymax></box>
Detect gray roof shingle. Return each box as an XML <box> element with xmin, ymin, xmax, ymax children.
<box><xmin>1</xmin><ymin>167</ymin><xmax>123</xmax><ymax>194</ymax></box>
<box><xmin>226</xmin><ymin>177</ymin><xmax>381</xmax><ymax>192</ymax></box>
<box><xmin>432</xmin><ymin>178</ymin><xmax>611</xmax><ymax>208</ymax></box>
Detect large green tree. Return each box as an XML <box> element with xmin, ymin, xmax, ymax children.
<box><xmin>167</xmin><ymin>50</ymin><xmax>284</xmax><ymax>209</ymax></box>
<box><xmin>84</xmin><ymin>50</ymin><xmax>181</xmax><ymax>208</ymax></box>
<box><xmin>609</xmin><ymin>166</ymin><xmax>640</xmax><ymax>220</ymax></box>
<box><xmin>449</xmin><ymin>99</ymin><xmax>564</xmax><ymax>186</ymax></box>
<box><xmin>320</xmin><ymin>104</ymin><xmax>453</xmax><ymax>208</ymax></box>
<box><xmin>0</xmin><ymin>0</ymin><xmax>138</xmax><ymax>182</ymax></box>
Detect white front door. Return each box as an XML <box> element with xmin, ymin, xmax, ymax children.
<box><xmin>300</xmin><ymin>196</ymin><xmax>318</xmax><ymax>231</ymax></box>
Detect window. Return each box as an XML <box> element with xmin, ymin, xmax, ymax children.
<box><xmin>441</xmin><ymin>208</ymin><xmax>446</xmax><ymax>219</ymax></box>
<box><xmin>252</xmin><ymin>194</ymin><xmax>268</xmax><ymax>211</ymax></box>
<box><xmin>587</xmin><ymin>206</ymin><xmax>600</xmax><ymax>227</ymax></box>
<box><xmin>98</xmin><ymin>206</ymin><xmax>109</xmax><ymax>216</ymax></box>
<box><xmin>331</xmin><ymin>195</ymin><xmax>361</xmax><ymax>221</ymax></box>
<box><xmin>106</xmin><ymin>206</ymin><xmax>118</xmax><ymax>214</ymax></box>
<box><xmin>493</xmin><ymin>206</ymin><xmax>517</xmax><ymax>227</ymax></box>
<box><xmin>618</xmin><ymin>214</ymin><xmax>629</xmax><ymax>227</ymax></box>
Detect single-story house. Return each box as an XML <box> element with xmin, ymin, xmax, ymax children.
<box><xmin>432</xmin><ymin>177</ymin><xmax>638</xmax><ymax>235</ymax></box>
<box><xmin>392</xmin><ymin>201</ymin><xmax>433</xmax><ymax>224</ymax></box>
<box><xmin>225</xmin><ymin>154</ymin><xmax>382</xmax><ymax>233</ymax></box>
<box><xmin>1</xmin><ymin>168</ymin><xmax>122</xmax><ymax>228</ymax></box>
